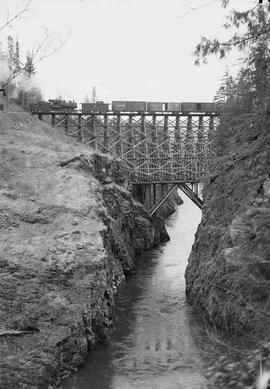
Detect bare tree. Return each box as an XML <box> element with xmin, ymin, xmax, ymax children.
<box><xmin>2</xmin><ymin>28</ymin><xmax>71</xmax><ymax>88</ymax></box>
<box><xmin>0</xmin><ymin>1</ymin><xmax>71</xmax><ymax>109</ymax></box>
<box><xmin>0</xmin><ymin>1</ymin><xmax>32</xmax><ymax>32</ymax></box>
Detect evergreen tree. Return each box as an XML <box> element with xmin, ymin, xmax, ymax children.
<box><xmin>84</xmin><ymin>93</ymin><xmax>90</xmax><ymax>103</ymax></box>
<box><xmin>24</xmin><ymin>53</ymin><xmax>35</xmax><ymax>76</ymax></box>
<box><xmin>214</xmin><ymin>66</ymin><xmax>235</xmax><ymax>108</ymax></box>
<box><xmin>91</xmin><ymin>86</ymin><xmax>96</xmax><ymax>103</ymax></box>
<box><xmin>232</xmin><ymin>68</ymin><xmax>254</xmax><ymax>111</ymax></box>
<box><xmin>194</xmin><ymin>3</ymin><xmax>270</xmax><ymax>65</ymax></box>
<box><xmin>7</xmin><ymin>35</ymin><xmax>15</xmax><ymax>67</ymax></box>
<box><xmin>14</xmin><ymin>39</ymin><xmax>21</xmax><ymax>71</ymax></box>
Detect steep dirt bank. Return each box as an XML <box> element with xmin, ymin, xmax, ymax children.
<box><xmin>185</xmin><ymin>112</ymin><xmax>270</xmax><ymax>387</ymax></box>
<box><xmin>0</xmin><ymin>111</ymin><xmax>169</xmax><ymax>388</ymax></box>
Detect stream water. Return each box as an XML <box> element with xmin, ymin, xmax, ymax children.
<box><xmin>61</xmin><ymin>192</ymin><xmax>208</xmax><ymax>389</ymax></box>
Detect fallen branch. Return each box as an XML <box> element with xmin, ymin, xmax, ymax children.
<box><xmin>0</xmin><ymin>209</ymin><xmax>27</xmax><ymax>233</ymax></box>
<box><xmin>0</xmin><ymin>329</ymin><xmax>37</xmax><ymax>336</ymax></box>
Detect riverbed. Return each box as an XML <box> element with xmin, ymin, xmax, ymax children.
<box><xmin>61</xmin><ymin>192</ymin><xmax>208</xmax><ymax>389</ymax></box>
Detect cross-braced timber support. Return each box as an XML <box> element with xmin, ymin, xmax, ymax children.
<box><xmin>32</xmin><ymin>110</ymin><xmax>219</xmax><ymax>185</ymax></box>
<box><xmin>32</xmin><ymin>110</ymin><xmax>219</xmax><ymax>213</ymax></box>
<box><xmin>147</xmin><ymin>182</ymin><xmax>203</xmax><ymax>216</ymax></box>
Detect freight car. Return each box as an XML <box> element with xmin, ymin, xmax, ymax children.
<box><xmin>165</xmin><ymin>102</ymin><xmax>182</xmax><ymax>112</ymax></box>
<box><xmin>112</xmin><ymin>101</ymin><xmax>147</xmax><ymax>112</ymax></box>
<box><xmin>181</xmin><ymin>102</ymin><xmax>216</xmax><ymax>113</ymax></box>
<box><xmin>82</xmin><ymin>101</ymin><xmax>109</xmax><ymax>113</ymax></box>
<box><xmin>147</xmin><ymin>102</ymin><xmax>164</xmax><ymax>112</ymax></box>
<box><xmin>80</xmin><ymin>100</ymin><xmax>218</xmax><ymax>113</ymax></box>
<box><xmin>110</xmin><ymin>101</ymin><xmax>217</xmax><ymax>113</ymax></box>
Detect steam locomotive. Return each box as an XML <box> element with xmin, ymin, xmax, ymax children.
<box><xmin>29</xmin><ymin>99</ymin><xmax>77</xmax><ymax>113</ymax></box>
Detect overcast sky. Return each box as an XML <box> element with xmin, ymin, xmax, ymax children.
<box><xmin>1</xmin><ymin>0</ymin><xmax>256</xmax><ymax>103</ymax></box>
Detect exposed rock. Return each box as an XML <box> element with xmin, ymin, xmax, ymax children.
<box><xmin>185</xmin><ymin>113</ymin><xmax>270</xmax><ymax>335</ymax></box>
<box><xmin>185</xmin><ymin>109</ymin><xmax>270</xmax><ymax>388</ymax></box>
<box><xmin>0</xmin><ymin>111</ymin><xmax>169</xmax><ymax>388</ymax></box>
<box><xmin>204</xmin><ymin>343</ymin><xmax>270</xmax><ymax>389</ymax></box>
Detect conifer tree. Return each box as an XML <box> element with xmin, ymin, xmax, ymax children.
<box><xmin>24</xmin><ymin>53</ymin><xmax>35</xmax><ymax>76</ymax></box>
<box><xmin>91</xmin><ymin>86</ymin><xmax>96</xmax><ymax>103</ymax></box>
<box><xmin>214</xmin><ymin>67</ymin><xmax>235</xmax><ymax>108</ymax></box>
<box><xmin>14</xmin><ymin>39</ymin><xmax>21</xmax><ymax>71</ymax></box>
<box><xmin>194</xmin><ymin>3</ymin><xmax>270</xmax><ymax>65</ymax></box>
<box><xmin>7</xmin><ymin>35</ymin><xmax>15</xmax><ymax>67</ymax></box>
<box><xmin>84</xmin><ymin>94</ymin><xmax>90</xmax><ymax>103</ymax></box>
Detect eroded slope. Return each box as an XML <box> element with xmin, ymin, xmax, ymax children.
<box><xmin>0</xmin><ymin>111</ymin><xmax>168</xmax><ymax>388</ymax></box>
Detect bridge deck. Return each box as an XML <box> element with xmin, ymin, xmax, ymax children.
<box><xmin>31</xmin><ymin>110</ymin><xmax>220</xmax><ymax>116</ymax></box>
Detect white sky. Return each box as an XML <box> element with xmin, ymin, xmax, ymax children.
<box><xmin>0</xmin><ymin>0</ymin><xmax>256</xmax><ymax>103</ymax></box>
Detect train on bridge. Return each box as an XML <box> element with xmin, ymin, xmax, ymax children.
<box><xmin>29</xmin><ymin>100</ymin><xmax>218</xmax><ymax>114</ymax></box>
<box><xmin>81</xmin><ymin>101</ymin><xmax>218</xmax><ymax>113</ymax></box>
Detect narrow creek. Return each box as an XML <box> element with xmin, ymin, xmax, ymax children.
<box><xmin>61</xmin><ymin>192</ymin><xmax>208</xmax><ymax>389</ymax></box>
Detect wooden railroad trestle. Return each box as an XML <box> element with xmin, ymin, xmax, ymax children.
<box><xmin>33</xmin><ymin>111</ymin><xmax>219</xmax><ymax>185</ymax></box>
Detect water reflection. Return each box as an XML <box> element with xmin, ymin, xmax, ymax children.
<box><xmin>61</xmin><ymin>192</ymin><xmax>207</xmax><ymax>389</ymax></box>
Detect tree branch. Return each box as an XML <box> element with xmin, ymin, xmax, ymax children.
<box><xmin>221</xmin><ymin>28</ymin><xmax>270</xmax><ymax>47</ymax></box>
<box><xmin>0</xmin><ymin>1</ymin><xmax>32</xmax><ymax>31</ymax></box>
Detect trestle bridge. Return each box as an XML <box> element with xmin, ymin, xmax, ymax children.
<box><xmin>32</xmin><ymin>109</ymin><xmax>220</xmax><ymax>213</ymax></box>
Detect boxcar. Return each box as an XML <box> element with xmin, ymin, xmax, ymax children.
<box><xmin>112</xmin><ymin>101</ymin><xmax>129</xmax><ymax>111</ymax></box>
<box><xmin>166</xmin><ymin>102</ymin><xmax>181</xmax><ymax>112</ymax></box>
<box><xmin>127</xmin><ymin>101</ymin><xmax>147</xmax><ymax>111</ymax></box>
<box><xmin>181</xmin><ymin>102</ymin><xmax>216</xmax><ymax>112</ymax></box>
<box><xmin>112</xmin><ymin>101</ymin><xmax>147</xmax><ymax>112</ymax></box>
<box><xmin>181</xmin><ymin>102</ymin><xmax>198</xmax><ymax>112</ymax></box>
<box><xmin>147</xmin><ymin>102</ymin><xmax>164</xmax><ymax>112</ymax></box>
<box><xmin>81</xmin><ymin>102</ymin><xmax>109</xmax><ymax>113</ymax></box>
<box><xmin>199</xmin><ymin>102</ymin><xmax>217</xmax><ymax>112</ymax></box>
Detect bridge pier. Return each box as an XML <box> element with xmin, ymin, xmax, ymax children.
<box><xmin>144</xmin><ymin>185</ymin><xmax>152</xmax><ymax>211</ymax></box>
<box><xmin>191</xmin><ymin>182</ymin><xmax>199</xmax><ymax>195</ymax></box>
<box><xmin>132</xmin><ymin>183</ymin><xmax>174</xmax><ymax>213</ymax></box>
<box><xmin>132</xmin><ymin>184</ymin><xmax>155</xmax><ymax>212</ymax></box>
<box><xmin>161</xmin><ymin>183</ymin><xmax>168</xmax><ymax>197</ymax></box>
<box><xmin>51</xmin><ymin>113</ymin><xmax>56</xmax><ymax>127</ymax></box>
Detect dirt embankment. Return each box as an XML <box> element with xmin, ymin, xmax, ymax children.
<box><xmin>0</xmin><ymin>111</ymin><xmax>169</xmax><ymax>388</ymax></box>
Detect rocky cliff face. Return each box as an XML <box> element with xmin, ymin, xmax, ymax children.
<box><xmin>0</xmin><ymin>111</ymin><xmax>169</xmax><ymax>388</ymax></box>
<box><xmin>184</xmin><ymin>112</ymin><xmax>270</xmax><ymax>388</ymax></box>
<box><xmin>185</xmin><ymin>113</ymin><xmax>270</xmax><ymax>336</ymax></box>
